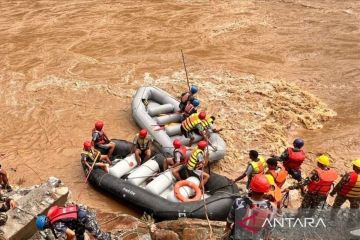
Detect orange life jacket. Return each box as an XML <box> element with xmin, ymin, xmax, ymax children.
<box><xmin>339</xmin><ymin>171</ymin><xmax>360</xmax><ymax>198</ymax></box>
<box><xmin>267</xmin><ymin>165</ymin><xmax>288</xmax><ymax>188</ymax></box>
<box><xmin>181</xmin><ymin>113</ymin><xmax>201</xmax><ymax>132</ymax></box>
<box><xmin>307</xmin><ymin>168</ymin><xmax>338</xmax><ymax>196</ymax></box>
<box><xmin>47</xmin><ymin>205</ymin><xmax>78</xmax><ymax>224</ymax></box>
<box><xmin>283</xmin><ymin>148</ymin><xmax>305</xmax><ymax>170</ymax></box>
<box><xmin>183</xmin><ymin>103</ymin><xmax>195</xmax><ymax>117</ymax></box>
<box><xmin>174</xmin><ymin>146</ymin><xmax>188</xmax><ymax>164</ymax></box>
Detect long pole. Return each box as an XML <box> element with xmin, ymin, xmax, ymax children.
<box><xmin>181</xmin><ymin>49</ymin><xmax>191</xmax><ymax>91</ymax></box>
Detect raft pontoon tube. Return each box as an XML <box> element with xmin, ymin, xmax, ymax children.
<box><xmin>131</xmin><ymin>86</ymin><xmax>226</xmax><ymax>162</ymax></box>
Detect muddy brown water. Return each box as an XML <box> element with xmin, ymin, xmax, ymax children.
<box><xmin>0</xmin><ymin>0</ymin><xmax>359</xmax><ymax>214</ymax></box>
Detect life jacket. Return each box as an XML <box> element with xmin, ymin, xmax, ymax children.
<box><xmin>47</xmin><ymin>205</ymin><xmax>78</xmax><ymax>224</ymax></box>
<box><xmin>200</xmin><ymin>117</ymin><xmax>214</xmax><ymax>130</ymax></box>
<box><xmin>240</xmin><ymin>197</ymin><xmax>274</xmax><ymax>234</ymax></box>
<box><xmin>307</xmin><ymin>168</ymin><xmax>338</xmax><ymax>196</ymax></box>
<box><xmin>339</xmin><ymin>171</ymin><xmax>360</xmax><ymax>198</ymax></box>
<box><xmin>249</xmin><ymin>156</ymin><xmax>266</xmax><ymax>175</ymax></box>
<box><xmin>136</xmin><ymin>134</ymin><xmax>151</xmax><ymax>151</ymax></box>
<box><xmin>180</xmin><ymin>92</ymin><xmax>191</xmax><ymax>104</ymax></box>
<box><xmin>267</xmin><ymin>165</ymin><xmax>288</xmax><ymax>188</ymax></box>
<box><xmin>187</xmin><ymin>148</ymin><xmax>204</xmax><ymax>170</ymax></box>
<box><xmin>92</xmin><ymin>128</ymin><xmax>107</xmax><ymax>144</ymax></box>
<box><xmin>265</xmin><ymin>174</ymin><xmax>283</xmax><ymax>204</ymax></box>
<box><xmin>283</xmin><ymin>148</ymin><xmax>305</xmax><ymax>170</ymax></box>
<box><xmin>81</xmin><ymin>150</ymin><xmax>98</xmax><ymax>164</ymax></box>
<box><xmin>174</xmin><ymin>146</ymin><xmax>188</xmax><ymax>164</ymax></box>
<box><xmin>181</xmin><ymin>113</ymin><xmax>202</xmax><ymax>132</ymax></box>
<box><xmin>183</xmin><ymin>103</ymin><xmax>196</xmax><ymax>118</ymax></box>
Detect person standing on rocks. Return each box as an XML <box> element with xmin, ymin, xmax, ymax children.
<box><xmin>0</xmin><ymin>193</ymin><xmax>17</xmax><ymax>226</ymax></box>
<box><xmin>285</xmin><ymin>155</ymin><xmax>338</xmax><ymax>215</ymax></box>
<box><xmin>330</xmin><ymin>159</ymin><xmax>360</xmax><ymax>220</ymax></box>
<box><xmin>35</xmin><ymin>204</ymin><xmax>111</xmax><ymax>240</ymax></box>
<box><xmin>224</xmin><ymin>174</ymin><xmax>276</xmax><ymax>240</ymax></box>
<box><xmin>92</xmin><ymin>120</ymin><xmax>116</xmax><ymax>159</ymax></box>
<box><xmin>179</xmin><ymin>85</ymin><xmax>198</xmax><ymax>112</ymax></box>
<box><xmin>232</xmin><ymin>150</ymin><xmax>266</xmax><ymax>189</ymax></box>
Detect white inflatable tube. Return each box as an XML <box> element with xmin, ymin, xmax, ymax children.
<box><xmin>155</xmin><ymin>114</ymin><xmax>182</xmax><ymax>125</ymax></box>
<box><xmin>165</xmin><ymin>124</ymin><xmax>181</xmax><ymax>136</ymax></box>
<box><xmin>127</xmin><ymin>159</ymin><xmax>160</xmax><ymax>186</ymax></box>
<box><xmin>109</xmin><ymin>154</ymin><xmax>138</xmax><ymax>178</ymax></box>
<box><xmin>148</xmin><ymin>104</ymin><xmax>174</xmax><ymax>117</ymax></box>
<box><xmin>145</xmin><ymin>170</ymin><xmax>175</xmax><ymax>195</ymax></box>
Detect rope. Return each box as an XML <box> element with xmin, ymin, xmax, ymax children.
<box><xmin>201</xmin><ymin>143</ymin><xmax>213</xmax><ymax>239</ymax></box>
<box><xmin>77</xmin><ymin>151</ymin><xmax>100</xmax><ymax>201</ymax></box>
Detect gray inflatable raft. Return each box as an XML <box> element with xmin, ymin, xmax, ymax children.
<box><xmin>131</xmin><ymin>86</ymin><xmax>226</xmax><ymax>162</ymax></box>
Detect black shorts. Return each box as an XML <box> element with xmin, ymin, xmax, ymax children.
<box><xmin>179</xmin><ymin>165</ymin><xmax>201</xmax><ymax>180</ymax></box>
<box><xmin>180</xmin><ymin>126</ymin><xmax>197</xmax><ymax>138</ymax></box>
<box><xmin>287</xmin><ymin>168</ymin><xmax>302</xmax><ymax>182</ymax></box>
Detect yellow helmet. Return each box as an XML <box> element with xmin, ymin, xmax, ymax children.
<box><xmin>316</xmin><ymin>155</ymin><xmax>330</xmax><ymax>166</ymax></box>
<box><xmin>352</xmin><ymin>159</ymin><xmax>360</xmax><ymax>168</ymax></box>
<box><xmin>265</xmin><ymin>174</ymin><xmax>275</xmax><ymax>186</ymax></box>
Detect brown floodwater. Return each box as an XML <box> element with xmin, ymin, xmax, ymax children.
<box><xmin>0</xmin><ymin>0</ymin><xmax>359</xmax><ymax>213</ymax></box>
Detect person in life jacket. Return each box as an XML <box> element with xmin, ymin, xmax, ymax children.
<box><xmin>232</xmin><ymin>150</ymin><xmax>267</xmax><ymax>189</ymax></box>
<box><xmin>35</xmin><ymin>204</ymin><xmax>111</xmax><ymax>240</ymax></box>
<box><xmin>180</xmin><ymin>111</ymin><xmax>207</xmax><ymax>147</ymax></box>
<box><xmin>0</xmin><ymin>192</ymin><xmax>17</xmax><ymax>226</ymax></box>
<box><xmin>286</xmin><ymin>155</ymin><xmax>338</xmax><ymax>213</ymax></box>
<box><xmin>277</xmin><ymin>138</ymin><xmax>305</xmax><ymax>182</ymax></box>
<box><xmin>81</xmin><ymin>140</ymin><xmax>110</xmax><ymax>173</ymax></box>
<box><xmin>179</xmin><ymin>85</ymin><xmax>198</xmax><ymax>112</ymax></box>
<box><xmin>164</xmin><ymin>139</ymin><xmax>188</xmax><ymax>170</ymax></box>
<box><xmin>182</xmin><ymin>98</ymin><xmax>200</xmax><ymax>120</ymax></box>
<box><xmin>330</xmin><ymin>158</ymin><xmax>360</xmax><ymax>220</ymax></box>
<box><xmin>0</xmin><ymin>164</ymin><xmax>12</xmax><ymax>192</ymax></box>
<box><xmin>225</xmin><ymin>174</ymin><xmax>276</xmax><ymax>240</ymax></box>
<box><xmin>173</xmin><ymin>140</ymin><xmax>210</xmax><ymax>186</ymax></box>
<box><xmin>132</xmin><ymin>129</ymin><xmax>153</xmax><ymax>166</ymax></box>
<box><xmin>91</xmin><ymin>120</ymin><xmax>116</xmax><ymax>159</ymax></box>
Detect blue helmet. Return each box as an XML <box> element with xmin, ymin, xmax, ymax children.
<box><xmin>293</xmin><ymin>138</ymin><xmax>304</xmax><ymax>149</ymax></box>
<box><xmin>192</xmin><ymin>99</ymin><xmax>200</xmax><ymax>107</ymax></box>
<box><xmin>36</xmin><ymin>215</ymin><xmax>48</xmax><ymax>230</ymax></box>
<box><xmin>190</xmin><ymin>85</ymin><xmax>198</xmax><ymax>94</ymax></box>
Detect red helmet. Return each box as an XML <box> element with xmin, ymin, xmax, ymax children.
<box><xmin>173</xmin><ymin>139</ymin><xmax>182</xmax><ymax>149</ymax></box>
<box><xmin>197</xmin><ymin>140</ymin><xmax>207</xmax><ymax>150</ymax></box>
<box><xmin>83</xmin><ymin>140</ymin><xmax>92</xmax><ymax>151</ymax></box>
<box><xmin>95</xmin><ymin>120</ymin><xmax>104</xmax><ymax>131</ymax></box>
<box><xmin>139</xmin><ymin>129</ymin><xmax>148</xmax><ymax>138</ymax></box>
<box><xmin>250</xmin><ymin>174</ymin><xmax>271</xmax><ymax>193</ymax></box>
<box><xmin>199</xmin><ymin>112</ymin><xmax>206</xmax><ymax>120</ymax></box>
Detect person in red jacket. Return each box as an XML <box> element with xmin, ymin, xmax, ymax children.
<box><xmin>91</xmin><ymin>120</ymin><xmax>116</xmax><ymax>159</ymax></box>
<box><xmin>286</xmin><ymin>155</ymin><xmax>338</xmax><ymax>215</ymax></box>
<box><xmin>164</xmin><ymin>139</ymin><xmax>188</xmax><ymax>170</ymax></box>
<box><xmin>278</xmin><ymin>138</ymin><xmax>306</xmax><ymax>182</ymax></box>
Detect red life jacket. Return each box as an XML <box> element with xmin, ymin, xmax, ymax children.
<box><xmin>283</xmin><ymin>148</ymin><xmax>305</xmax><ymax>170</ymax></box>
<box><xmin>92</xmin><ymin>128</ymin><xmax>107</xmax><ymax>144</ymax></box>
<box><xmin>174</xmin><ymin>146</ymin><xmax>188</xmax><ymax>164</ymax></box>
<box><xmin>47</xmin><ymin>205</ymin><xmax>78</xmax><ymax>224</ymax></box>
<box><xmin>307</xmin><ymin>168</ymin><xmax>338</xmax><ymax>196</ymax></box>
<box><xmin>339</xmin><ymin>171</ymin><xmax>360</xmax><ymax>198</ymax></box>
<box><xmin>180</xmin><ymin>92</ymin><xmax>191</xmax><ymax>104</ymax></box>
<box><xmin>183</xmin><ymin>103</ymin><xmax>195</xmax><ymax>117</ymax></box>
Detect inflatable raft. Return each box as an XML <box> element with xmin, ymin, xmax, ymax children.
<box><xmin>131</xmin><ymin>86</ymin><xmax>226</xmax><ymax>162</ymax></box>
<box><xmin>84</xmin><ymin>140</ymin><xmax>239</xmax><ymax>221</ymax></box>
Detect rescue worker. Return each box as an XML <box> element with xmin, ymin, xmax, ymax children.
<box><xmin>200</xmin><ymin>115</ymin><xmax>223</xmax><ymax>134</ymax></box>
<box><xmin>232</xmin><ymin>150</ymin><xmax>266</xmax><ymax>189</ymax></box>
<box><xmin>330</xmin><ymin>159</ymin><xmax>360</xmax><ymax>220</ymax></box>
<box><xmin>277</xmin><ymin>138</ymin><xmax>306</xmax><ymax>182</ymax></box>
<box><xmin>81</xmin><ymin>140</ymin><xmax>110</xmax><ymax>173</ymax></box>
<box><xmin>286</xmin><ymin>155</ymin><xmax>338</xmax><ymax>214</ymax></box>
<box><xmin>180</xmin><ymin>111</ymin><xmax>207</xmax><ymax>147</ymax></box>
<box><xmin>179</xmin><ymin>85</ymin><xmax>198</xmax><ymax>111</ymax></box>
<box><xmin>224</xmin><ymin>174</ymin><xmax>276</xmax><ymax>240</ymax></box>
<box><xmin>0</xmin><ymin>165</ymin><xmax>12</xmax><ymax>192</ymax></box>
<box><xmin>35</xmin><ymin>204</ymin><xmax>111</xmax><ymax>240</ymax></box>
<box><xmin>264</xmin><ymin>157</ymin><xmax>288</xmax><ymax>210</ymax></box>
<box><xmin>182</xmin><ymin>98</ymin><xmax>200</xmax><ymax>120</ymax></box>
<box><xmin>132</xmin><ymin>129</ymin><xmax>153</xmax><ymax>166</ymax></box>
<box><xmin>164</xmin><ymin>139</ymin><xmax>188</xmax><ymax>170</ymax></box>
<box><xmin>0</xmin><ymin>192</ymin><xmax>17</xmax><ymax>226</ymax></box>
<box><xmin>173</xmin><ymin>141</ymin><xmax>210</xmax><ymax>186</ymax></box>
<box><xmin>91</xmin><ymin>120</ymin><xmax>116</xmax><ymax>159</ymax></box>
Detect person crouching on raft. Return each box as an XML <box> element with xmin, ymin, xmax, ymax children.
<box><xmin>81</xmin><ymin>140</ymin><xmax>110</xmax><ymax>173</ymax></box>
<box><xmin>180</xmin><ymin>111</ymin><xmax>208</xmax><ymax>147</ymax></box>
<box><xmin>164</xmin><ymin>139</ymin><xmax>188</xmax><ymax>170</ymax></box>
<box><xmin>179</xmin><ymin>85</ymin><xmax>198</xmax><ymax>112</ymax></box>
<box><xmin>132</xmin><ymin>129</ymin><xmax>153</xmax><ymax>166</ymax></box>
<box><xmin>182</xmin><ymin>98</ymin><xmax>200</xmax><ymax>120</ymax></box>
<box><xmin>172</xmin><ymin>140</ymin><xmax>210</xmax><ymax>186</ymax></box>
<box><xmin>91</xmin><ymin>120</ymin><xmax>116</xmax><ymax>159</ymax></box>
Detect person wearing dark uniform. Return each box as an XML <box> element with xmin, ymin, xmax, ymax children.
<box><xmin>286</xmin><ymin>155</ymin><xmax>338</xmax><ymax>215</ymax></box>
<box><xmin>35</xmin><ymin>204</ymin><xmax>111</xmax><ymax>240</ymax></box>
<box><xmin>233</xmin><ymin>150</ymin><xmax>267</xmax><ymax>189</ymax></box>
<box><xmin>330</xmin><ymin>159</ymin><xmax>360</xmax><ymax>222</ymax></box>
<box><xmin>81</xmin><ymin>140</ymin><xmax>110</xmax><ymax>173</ymax></box>
<box><xmin>133</xmin><ymin>129</ymin><xmax>153</xmax><ymax>166</ymax></box>
<box><xmin>179</xmin><ymin>85</ymin><xmax>198</xmax><ymax>112</ymax></box>
<box><xmin>164</xmin><ymin>139</ymin><xmax>188</xmax><ymax>170</ymax></box>
<box><xmin>91</xmin><ymin>120</ymin><xmax>116</xmax><ymax>158</ymax></box>
<box><xmin>278</xmin><ymin>138</ymin><xmax>306</xmax><ymax>182</ymax></box>
<box><xmin>225</xmin><ymin>174</ymin><xmax>276</xmax><ymax>240</ymax></box>
<box><xmin>0</xmin><ymin>193</ymin><xmax>16</xmax><ymax>226</ymax></box>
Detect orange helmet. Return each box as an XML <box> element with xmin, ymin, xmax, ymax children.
<box><xmin>199</xmin><ymin>112</ymin><xmax>206</xmax><ymax>120</ymax></box>
<box><xmin>95</xmin><ymin>120</ymin><xmax>104</xmax><ymax>131</ymax></box>
<box><xmin>250</xmin><ymin>174</ymin><xmax>271</xmax><ymax>193</ymax></box>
